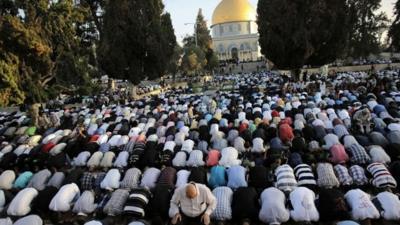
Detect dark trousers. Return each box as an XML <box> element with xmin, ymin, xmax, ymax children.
<box><xmin>173</xmin><ymin>213</ymin><xmax>207</xmax><ymax>225</ymax></box>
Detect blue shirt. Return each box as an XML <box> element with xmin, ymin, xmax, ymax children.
<box><xmin>227</xmin><ymin>165</ymin><xmax>247</xmax><ymax>189</ymax></box>
<box><xmin>13</xmin><ymin>171</ymin><xmax>33</xmax><ymax>189</ymax></box>
<box><xmin>208</xmin><ymin>166</ymin><xmax>226</xmax><ymax>189</ymax></box>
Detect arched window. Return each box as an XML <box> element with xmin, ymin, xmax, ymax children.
<box><xmin>240</xmin><ymin>44</ymin><xmax>245</xmax><ymax>51</ymax></box>
<box><xmin>218</xmin><ymin>44</ymin><xmax>224</xmax><ymax>53</ymax></box>
<box><xmin>245</xmin><ymin>43</ymin><xmax>251</xmax><ymax>50</ymax></box>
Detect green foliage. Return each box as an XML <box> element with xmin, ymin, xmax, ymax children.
<box><xmin>167</xmin><ymin>45</ymin><xmax>183</xmax><ymax>77</ymax></box>
<box><xmin>0</xmin><ymin>55</ymin><xmax>25</xmax><ymax>107</ymax></box>
<box><xmin>389</xmin><ymin>0</ymin><xmax>400</xmax><ymax>51</ymax></box>
<box><xmin>181</xmin><ymin>9</ymin><xmax>218</xmax><ymax>75</ymax></box>
<box><xmin>0</xmin><ymin>0</ymin><xmax>99</xmax><ymax>106</ymax></box>
<box><xmin>347</xmin><ymin>0</ymin><xmax>388</xmax><ymax>58</ymax></box>
<box><xmin>99</xmin><ymin>0</ymin><xmax>176</xmax><ymax>84</ymax></box>
<box><xmin>257</xmin><ymin>0</ymin><xmax>351</xmax><ymax>70</ymax></box>
<box><xmin>181</xmin><ymin>45</ymin><xmax>207</xmax><ymax>75</ymax></box>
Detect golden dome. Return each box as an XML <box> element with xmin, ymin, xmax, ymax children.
<box><xmin>212</xmin><ymin>0</ymin><xmax>257</xmax><ymax>26</ymax></box>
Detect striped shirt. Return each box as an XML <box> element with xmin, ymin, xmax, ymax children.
<box><xmin>275</xmin><ymin>164</ymin><xmax>297</xmax><ymax>192</ymax></box>
<box><xmin>294</xmin><ymin>164</ymin><xmax>316</xmax><ymax>187</ymax></box>
<box><xmin>367</xmin><ymin>163</ymin><xmax>397</xmax><ymax>188</ymax></box>
<box><xmin>124</xmin><ymin>188</ymin><xmax>152</xmax><ymax>217</ymax></box>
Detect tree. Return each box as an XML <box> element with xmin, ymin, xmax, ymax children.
<box><xmin>0</xmin><ymin>0</ymin><xmax>96</xmax><ymax>106</ymax></box>
<box><xmin>257</xmin><ymin>0</ymin><xmax>351</xmax><ymax>75</ymax></box>
<box><xmin>0</xmin><ymin>0</ymin><xmax>18</xmax><ymax>16</ymax></box>
<box><xmin>167</xmin><ymin>45</ymin><xmax>183</xmax><ymax>81</ymax></box>
<box><xmin>181</xmin><ymin>9</ymin><xmax>218</xmax><ymax>75</ymax></box>
<box><xmin>195</xmin><ymin>9</ymin><xmax>212</xmax><ymax>51</ymax></box>
<box><xmin>99</xmin><ymin>0</ymin><xmax>176</xmax><ymax>84</ymax></box>
<box><xmin>181</xmin><ymin>45</ymin><xmax>206</xmax><ymax>75</ymax></box>
<box><xmin>347</xmin><ymin>0</ymin><xmax>388</xmax><ymax>58</ymax></box>
<box><xmin>79</xmin><ymin>0</ymin><xmax>105</xmax><ymax>39</ymax></box>
<box><xmin>0</xmin><ymin>55</ymin><xmax>25</xmax><ymax>107</ymax></box>
<box><xmin>389</xmin><ymin>0</ymin><xmax>400</xmax><ymax>52</ymax></box>
<box><xmin>195</xmin><ymin>9</ymin><xmax>218</xmax><ymax>72</ymax></box>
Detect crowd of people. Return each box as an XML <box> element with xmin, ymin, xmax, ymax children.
<box><xmin>0</xmin><ymin>69</ymin><xmax>400</xmax><ymax>225</ymax></box>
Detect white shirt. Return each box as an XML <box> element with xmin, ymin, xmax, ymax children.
<box><xmin>140</xmin><ymin>167</ymin><xmax>160</xmax><ymax>189</ymax></box>
<box><xmin>100</xmin><ymin>151</ymin><xmax>115</xmax><ymax>168</ymax></box>
<box><xmin>169</xmin><ymin>183</ymin><xmax>217</xmax><ymax>218</ymax></box>
<box><xmin>84</xmin><ymin>221</ymin><xmax>103</xmax><ymax>225</ymax></box>
<box><xmin>73</xmin><ymin>151</ymin><xmax>91</xmax><ymax>167</ymax></box>
<box><xmin>129</xmin><ymin>127</ymin><xmax>142</xmax><ymax>137</ymax></box>
<box><xmin>289</xmin><ymin>187</ymin><xmax>319</xmax><ymax>222</ymax></box>
<box><xmin>113</xmin><ymin>151</ymin><xmax>129</xmax><ymax>168</ymax></box>
<box><xmin>96</xmin><ymin>134</ymin><xmax>109</xmax><ymax>145</ymax></box>
<box><xmin>251</xmin><ymin>138</ymin><xmax>265</xmax><ymax>153</ymax></box>
<box><xmin>108</xmin><ymin>135</ymin><xmax>122</xmax><ymax>147</ymax></box>
<box><xmin>163</xmin><ymin>141</ymin><xmax>176</xmax><ymax>151</ymax></box>
<box><xmin>233</xmin><ymin>137</ymin><xmax>246</xmax><ymax>153</ymax></box>
<box><xmin>376</xmin><ymin>191</ymin><xmax>400</xmax><ymax>220</ymax></box>
<box><xmin>117</xmin><ymin>135</ymin><xmax>129</xmax><ymax>147</ymax></box>
<box><xmin>186</xmin><ymin>150</ymin><xmax>205</xmax><ymax>167</ymax></box>
<box><xmin>259</xmin><ymin>187</ymin><xmax>290</xmax><ymax>225</ymax></box>
<box><xmin>13</xmin><ymin>215</ymin><xmax>42</xmax><ymax>225</ymax></box>
<box><xmin>42</xmin><ymin>134</ymin><xmax>57</xmax><ymax>145</ymax></box>
<box><xmin>0</xmin><ymin>190</ymin><xmax>5</xmax><ymax>212</ymax></box>
<box><xmin>100</xmin><ymin>169</ymin><xmax>121</xmax><ymax>191</ymax></box>
<box><xmin>0</xmin><ymin>170</ymin><xmax>15</xmax><ymax>190</ymax></box>
<box><xmin>181</xmin><ymin>140</ymin><xmax>194</xmax><ymax>153</ymax></box>
<box><xmin>219</xmin><ymin>147</ymin><xmax>241</xmax><ymax>167</ymax></box>
<box><xmin>172</xmin><ymin>152</ymin><xmax>187</xmax><ymax>167</ymax></box>
<box><xmin>176</xmin><ymin>170</ymin><xmax>190</xmax><ymax>188</ymax></box>
<box><xmin>369</xmin><ymin>145</ymin><xmax>391</xmax><ymax>164</ymax></box>
<box><xmin>72</xmin><ymin>190</ymin><xmax>97</xmax><ymax>216</ymax></box>
<box><xmin>0</xmin><ymin>217</ymin><xmax>12</xmax><ymax>225</ymax></box>
<box><xmin>13</xmin><ymin>145</ymin><xmax>30</xmax><ymax>156</ymax></box>
<box><xmin>86</xmin><ymin>151</ymin><xmax>103</xmax><ymax>168</ymax></box>
<box><xmin>7</xmin><ymin>188</ymin><xmax>38</xmax><ymax>216</ymax></box>
<box><xmin>345</xmin><ymin>189</ymin><xmax>380</xmax><ymax>220</ymax></box>
<box><xmin>49</xmin><ymin>183</ymin><xmax>80</xmax><ymax>212</ymax></box>
<box><xmin>323</xmin><ymin>134</ymin><xmax>340</xmax><ymax>150</ymax></box>
<box><xmin>174</xmin><ymin>132</ymin><xmax>186</xmax><ymax>146</ymax></box>
<box><xmin>49</xmin><ymin>143</ymin><xmax>67</xmax><ymax>156</ymax></box>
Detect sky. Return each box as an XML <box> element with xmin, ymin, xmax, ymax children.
<box><xmin>164</xmin><ymin>0</ymin><xmax>397</xmax><ymax>44</ymax></box>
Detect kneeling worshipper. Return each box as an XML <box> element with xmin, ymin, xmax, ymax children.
<box><xmin>169</xmin><ymin>182</ymin><xmax>216</xmax><ymax>225</ymax></box>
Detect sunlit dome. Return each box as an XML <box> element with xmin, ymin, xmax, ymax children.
<box><xmin>212</xmin><ymin>0</ymin><xmax>257</xmax><ymax>26</ymax></box>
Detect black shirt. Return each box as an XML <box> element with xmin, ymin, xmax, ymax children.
<box><xmin>232</xmin><ymin>187</ymin><xmax>259</xmax><ymax>220</ymax></box>
<box><xmin>248</xmin><ymin>166</ymin><xmax>271</xmax><ymax>189</ymax></box>
<box><xmin>147</xmin><ymin>185</ymin><xmax>173</xmax><ymax>219</ymax></box>
<box><xmin>188</xmin><ymin>167</ymin><xmax>207</xmax><ymax>184</ymax></box>
<box><xmin>317</xmin><ymin>188</ymin><xmax>349</xmax><ymax>221</ymax></box>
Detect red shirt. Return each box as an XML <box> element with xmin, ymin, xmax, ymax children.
<box><xmin>329</xmin><ymin>144</ymin><xmax>349</xmax><ymax>164</ymax></box>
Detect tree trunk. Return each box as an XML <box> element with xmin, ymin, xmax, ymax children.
<box><xmin>29</xmin><ymin>103</ymin><xmax>41</xmax><ymax>127</ymax></box>
<box><xmin>130</xmin><ymin>85</ymin><xmax>137</xmax><ymax>100</ymax></box>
